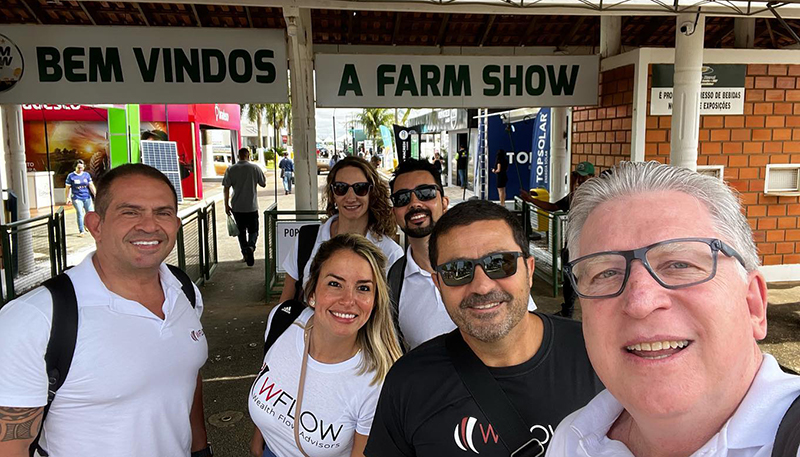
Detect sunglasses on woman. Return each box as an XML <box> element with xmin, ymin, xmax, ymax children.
<box><xmin>435</xmin><ymin>251</ymin><xmax>523</xmax><ymax>286</ymax></box>
<box><xmin>330</xmin><ymin>182</ymin><xmax>372</xmax><ymax>197</ymax></box>
<box><xmin>390</xmin><ymin>184</ymin><xmax>439</xmax><ymax>207</ymax></box>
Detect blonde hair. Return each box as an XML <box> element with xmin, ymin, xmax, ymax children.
<box><xmin>303</xmin><ymin>233</ymin><xmax>402</xmax><ymax>385</ymax></box>
<box><xmin>324</xmin><ymin>156</ymin><xmax>397</xmax><ymax>239</ymax></box>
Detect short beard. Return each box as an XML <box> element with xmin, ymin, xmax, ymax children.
<box><xmin>449</xmin><ymin>289</ymin><xmax>527</xmax><ymax>343</ymax></box>
<box><xmin>402</xmin><ymin>208</ymin><xmax>434</xmax><ymax>238</ymax></box>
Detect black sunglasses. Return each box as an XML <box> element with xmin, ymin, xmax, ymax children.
<box><xmin>331</xmin><ymin>182</ymin><xmax>372</xmax><ymax>197</ymax></box>
<box><xmin>435</xmin><ymin>252</ymin><xmax>523</xmax><ymax>287</ymax></box>
<box><xmin>391</xmin><ymin>184</ymin><xmax>439</xmax><ymax>207</ymax></box>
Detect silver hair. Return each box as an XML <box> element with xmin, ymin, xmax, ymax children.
<box><xmin>567</xmin><ymin>161</ymin><xmax>760</xmax><ymax>272</ymax></box>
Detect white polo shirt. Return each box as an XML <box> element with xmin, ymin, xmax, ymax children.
<box><xmin>283</xmin><ymin>214</ymin><xmax>404</xmax><ymax>286</ymax></box>
<box><xmin>545</xmin><ymin>354</ymin><xmax>800</xmax><ymax>457</ymax></box>
<box><xmin>397</xmin><ymin>246</ymin><xmax>537</xmax><ymax>350</ymax></box>
<box><xmin>0</xmin><ymin>254</ymin><xmax>208</xmax><ymax>457</ymax></box>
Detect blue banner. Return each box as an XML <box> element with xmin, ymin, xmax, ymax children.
<box><xmin>487</xmin><ymin>116</ymin><xmax>533</xmax><ymax>202</ymax></box>
<box><xmin>379</xmin><ymin>125</ymin><xmax>393</xmax><ymax>150</ymax></box>
<box><xmin>529</xmin><ymin>108</ymin><xmax>551</xmax><ymax>191</ymax></box>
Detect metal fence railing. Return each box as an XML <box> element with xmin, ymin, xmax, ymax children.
<box><xmin>172</xmin><ymin>201</ymin><xmax>220</xmax><ymax>286</ymax></box>
<box><xmin>264</xmin><ymin>203</ymin><xmax>327</xmax><ymax>298</ymax></box>
<box><xmin>515</xmin><ymin>197</ymin><xmax>567</xmax><ymax>297</ymax></box>
<box><xmin>1</xmin><ymin>208</ymin><xmax>67</xmax><ymax>303</ymax></box>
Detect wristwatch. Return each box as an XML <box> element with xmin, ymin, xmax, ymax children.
<box><xmin>191</xmin><ymin>444</ymin><xmax>213</xmax><ymax>457</ymax></box>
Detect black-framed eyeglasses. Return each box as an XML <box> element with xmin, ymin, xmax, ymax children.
<box><xmin>565</xmin><ymin>237</ymin><xmax>747</xmax><ymax>299</ymax></box>
<box><xmin>331</xmin><ymin>181</ymin><xmax>372</xmax><ymax>197</ymax></box>
<box><xmin>435</xmin><ymin>251</ymin><xmax>523</xmax><ymax>287</ymax></box>
<box><xmin>391</xmin><ymin>184</ymin><xmax>440</xmax><ymax>207</ymax></box>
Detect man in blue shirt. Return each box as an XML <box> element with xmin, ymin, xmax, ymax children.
<box><xmin>278</xmin><ymin>152</ymin><xmax>294</xmax><ymax>195</ymax></box>
<box><xmin>64</xmin><ymin>159</ymin><xmax>96</xmax><ymax>236</ymax></box>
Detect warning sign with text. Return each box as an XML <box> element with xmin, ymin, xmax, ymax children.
<box><xmin>650</xmin><ymin>64</ymin><xmax>746</xmax><ymax>116</ymax></box>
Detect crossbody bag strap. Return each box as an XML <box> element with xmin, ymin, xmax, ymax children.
<box><xmin>445</xmin><ymin>332</ymin><xmax>543</xmax><ymax>457</ymax></box>
<box><xmin>772</xmin><ymin>393</ymin><xmax>800</xmax><ymax>457</ymax></box>
<box><xmin>293</xmin><ymin>317</ymin><xmax>313</xmax><ymax>457</ymax></box>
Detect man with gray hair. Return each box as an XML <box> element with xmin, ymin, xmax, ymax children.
<box><xmin>546</xmin><ymin>161</ymin><xmax>800</xmax><ymax>456</ymax></box>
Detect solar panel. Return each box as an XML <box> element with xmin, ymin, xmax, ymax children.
<box><xmin>141</xmin><ymin>140</ymin><xmax>184</xmax><ymax>203</ymax></box>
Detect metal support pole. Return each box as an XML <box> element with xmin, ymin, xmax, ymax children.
<box><xmin>670</xmin><ymin>13</ymin><xmax>705</xmax><ymax>171</ymax></box>
<box><xmin>734</xmin><ymin>18</ymin><xmax>756</xmax><ymax>48</ymax></box>
<box><xmin>550</xmin><ymin>107</ymin><xmax>570</xmax><ymax>203</ymax></box>
<box><xmin>600</xmin><ymin>16</ymin><xmax>622</xmax><ymax>58</ymax></box>
<box><xmin>284</xmin><ymin>7</ymin><xmax>318</xmax><ymax>213</ymax></box>
<box><xmin>2</xmin><ymin>105</ymin><xmax>34</xmax><ymax>273</ymax></box>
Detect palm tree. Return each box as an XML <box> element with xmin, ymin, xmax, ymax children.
<box><xmin>358</xmin><ymin>108</ymin><xmax>394</xmax><ymax>150</ymax></box>
<box><xmin>242</xmin><ymin>104</ymin><xmax>270</xmax><ymax>149</ymax></box>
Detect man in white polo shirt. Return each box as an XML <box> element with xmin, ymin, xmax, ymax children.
<box><xmin>546</xmin><ymin>161</ymin><xmax>800</xmax><ymax>457</ymax></box>
<box><xmin>0</xmin><ymin>164</ymin><xmax>211</xmax><ymax>457</ymax></box>
<box><xmin>388</xmin><ymin>160</ymin><xmax>535</xmax><ymax>350</ymax></box>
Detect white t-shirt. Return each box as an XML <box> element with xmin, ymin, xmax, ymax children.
<box><xmin>545</xmin><ymin>354</ymin><xmax>800</xmax><ymax>457</ymax></box>
<box><xmin>397</xmin><ymin>246</ymin><xmax>538</xmax><ymax>349</ymax></box>
<box><xmin>249</xmin><ymin>307</ymin><xmax>381</xmax><ymax>457</ymax></box>
<box><xmin>282</xmin><ymin>215</ymin><xmax>404</xmax><ymax>286</ymax></box>
<box><xmin>0</xmin><ymin>254</ymin><xmax>208</xmax><ymax>457</ymax></box>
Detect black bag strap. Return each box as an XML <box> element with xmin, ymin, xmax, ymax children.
<box><xmin>263</xmin><ymin>299</ymin><xmax>306</xmax><ymax>356</ymax></box>
<box><xmin>167</xmin><ymin>264</ymin><xmax>196</xmax><ymax>308</ymax></box>
<box><xmin>30</xmin><ymin>274</ymin><xmax>79</xmax><ymax>457</ymax></box>
<box><xmin>772</xmin><ymin>393</ymin><xmax>800</xmax><ymax>457</ymax></box>
<box><xmin>294</xmin><ymin>224</ymin><xmax>320</xmax><ymax>301</ymax></box>
<box><xmin>445</xmin><ymin>332</ymin><xmax>543</xmax><ymax>457</ymax></box>
<box><xmin>387</xmin><ymin>255</ymin><xmax>407</xmax><ymax>350</ymax></box>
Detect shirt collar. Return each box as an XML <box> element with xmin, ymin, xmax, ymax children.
<box><xmin>404</xmin><ymin>245</ymin><xmax>432</xmax><ymax>280</ymax></box>
<box><xmin>68</xmin><ymin>252</ymin><xmax>187</xmax><ymax>321</ymax></box>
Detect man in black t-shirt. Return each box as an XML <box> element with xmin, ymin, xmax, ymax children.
<box><xmin>365</xmin><ymin>200</ymin><xmax>602</xmax><ymax>457</ymax></box>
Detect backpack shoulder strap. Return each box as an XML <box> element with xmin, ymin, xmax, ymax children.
<box><xmin>30</xmin><ymin>274</ymin><xmax>79</xmax><ymax>457</ymax></box>
<box><xmin>263</xmin><ymin>300</ymin><xmax>306</xmax><ymax>356</ymax></box>
<box><xmin>167</xmin><ymin>264</ymin><xmax>197</xmax><ymax>308</ymax></box>
<box><xmin>387</xmin><ymin>255</ymin><xmax>408</xmax><ymax>351</ymax></box>
<box><xmin>294</xmin><ymin>224</ymin><xmax>320</xmax><ymax>301</ymax></box>
<box><xmin>772</xmin><ymin>393</ymin><xmax>800</xmax><ymax>457</ymax></box>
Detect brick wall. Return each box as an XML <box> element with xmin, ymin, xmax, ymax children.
<box><xmin>571</xmin><ymin>65</ymin><xmax>634</xmax><ymax>172</ymax></box>
<box><xmin>644</xmin><ymin>63</ymin><xmax>800</xmax><ymax>265</ymax></box>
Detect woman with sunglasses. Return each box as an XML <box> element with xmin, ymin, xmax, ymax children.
<box><xmin>280</xmin><ymin>156</ymin><xmax>403</xmax><ymax>303</ymax></box>
<box><xmin>249</xmin><ymin>234</ymin><xmax>403</xmax><ymax>457</ymax></box>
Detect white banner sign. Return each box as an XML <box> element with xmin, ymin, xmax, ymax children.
<box><xmin>276</xmin><ymin>221</ymin><xmax>321</xmax><ymax>274</ymax></box>
<box><xmin>650</xmin><ymin>88</ymin><xmax>745</xmax><ymax>115</ymax></box>
<box><xmin>0</xmin><ymin>25</ymin><xmax>288</xmax><ymax>104</ymax></box>
<box><xmin>315</xmin><ymin>54</ymin><xmax>599</xmax><ymax>108</ymax></box>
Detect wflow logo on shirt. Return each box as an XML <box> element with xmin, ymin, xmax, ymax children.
<box><xmin>452</xmin><ymin>416</ymin><xmax>553</xmax><ymax>456</ymax></box>
<box><xmin>190</xmin><ymin>328</ymin><xmax>206</xmax><ymax>341</ymax></box>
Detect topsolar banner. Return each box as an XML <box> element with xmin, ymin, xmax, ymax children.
<box><xmin>0</xmin><ymin>25</ymin><xmax>288</xmax><ymax>104</ymax></box>
<box><xmin>315</xmin><ymin>54</ymin><xmax>599</xmax><ymax>108</ymax></box>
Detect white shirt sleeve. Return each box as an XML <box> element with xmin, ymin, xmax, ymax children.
<box><xmin>282</xmin><ymin>236</ymin><xmax>301</xmax><ymax>281</ymax></box>
<box><xmin>354</xmin><ymin>381</ymin><xmax>383</xmax><ymax>436</ymax></box>
<box><xmin>0</xmin><ymin>290</ymin><xmax>53</xmax><ymax>407</ymax></box>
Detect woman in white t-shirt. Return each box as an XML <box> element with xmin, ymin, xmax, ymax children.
<box><xmin>249</xmin><ymin>234</ymin><xmax>403</xmax><ymax>457</ymax></box>
<box><xmin>280</xmin><ymin>156</ymin><xmax>403</xmax><ymax>302</ymax></box>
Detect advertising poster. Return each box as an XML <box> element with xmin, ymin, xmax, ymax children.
<box><xmin>23</xmin><ymin>121</ymin><xmax>109</xmax><ymax>187</ymax></box>
<box><xmin>529</xmin><ymin>108</ymin><xmax>551</xmax><ymax>191</ymax></box>
<box><xmin>487</xmin><ymin>115</ymin><xmax>534</xmax><ymax>202</ymax></box>
<box><xmin>650</xmin><ymin>64</ymin><xmax>746</xmax><ymax>115</ymax></box>
<box><xmin>393</xmin><ymin>125</ymin><xmax>419</xmax><ymax>164</ymax></box>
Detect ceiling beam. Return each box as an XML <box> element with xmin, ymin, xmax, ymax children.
<box><xmin>766</xmin><ymin>18</ymin><xmax>778</xmax><ymax>47</ymax></box>
<box><xmin>519</xmin><ymin>15</ymin><xmax>539</xmax><ymax>46</ymax></box>
<box><xmin>191</xmin><ymin>4</ymin><xmax>204</xmax><ymax>26</ymax></box>
<box><xmin>245</xmin><ymin>5</ymin><xmax>253</xmax><ymax>27</ymax></box>
<box><xmin>347</xmin><ymin>9</ymin><xmax>354</xmax><ymax>44</ymax></box>
<box><xmin>67</xmin><ymin>0</ymin><xmax>800</xmax><ymax>20</ymax></box>
<box><xmin>435</xmin><ymin>13</ymin><xmax>450</xmax><ymax>46</ymax></box>
<box><xmin>478</xmin><ymin>15</ymin><xmax>496</xmax><ymax>46</ymax></box>
<box><xmin>135</xmin><ymin>3</ymin><xmax>151</xmax><ymax>26</ymax></box>
<box><xmin>77</xmin><ymin>2</ymin><xmax>98</xmax><ymax>25</ymax></box>
<box><xmin>633</xmin><ymin>16</ymin><xmax>665</xmax><ymax>45</ymax></box>
<box><xmin>559</xmin><ymin>15</ymin><xmax>586</xmax><ymax>48</ymax></box>
<box><xmin>392</xmin><ymin>11</ymin><xmax>402</xmax><ymax>45</ymax></box>
<box><xmin>18</xmin><ymin>0</ymin><xmax>43</xmax><ymax>24</ymax></box>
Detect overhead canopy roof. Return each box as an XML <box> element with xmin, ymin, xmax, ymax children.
<box><xmin>2</xmin><ymin>0</ymin><xmax>800</xmax><ymax>48</ymax></box>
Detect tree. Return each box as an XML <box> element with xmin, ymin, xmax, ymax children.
<box><xmin>358</xmin><ymin>108</ymin><xmax>394</xmax><ymax>150</ymax></box>
<box><xmin>242</xmin><ymin>104</ymin><xmax>270</xmax><ymax>149</ymax></box>
<box><xmin>242</xmin><ymin>103</ymin><xmax>291</xmax><ymax>151</ymax></box>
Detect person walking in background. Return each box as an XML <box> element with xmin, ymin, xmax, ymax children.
<box><xmin>64</xmin><ymin>159</ymin><xmax>96</xmax><ymax>237</ymax></box>
<box><xmin>224</xmin><ymin>148</ymin><xmax>267</xmax><ymax>267</ymax></box>
<box><xmin>492</xmin><ymin>148</ymin><xmax>509</xmax><ymax>207</ymax></box>
<box><xmin>432</xmin><ymin>152</ymin><xmax>444</xmax><ymax>178</ymax></box>
<box><xmin>456</xmin><ymin>147</ymin><xmax>468</xmax><ymax>188</ymax></box>
<box><xmin>278</xmin><ymin>151</ymin><xmax>294</xmax><ymax>195</ymax></box>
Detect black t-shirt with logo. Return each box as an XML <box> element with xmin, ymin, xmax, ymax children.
<box><xmin>364</xmin><ymin>312</ymin><xmax>603</xmax><ymax>457</ymax></box>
